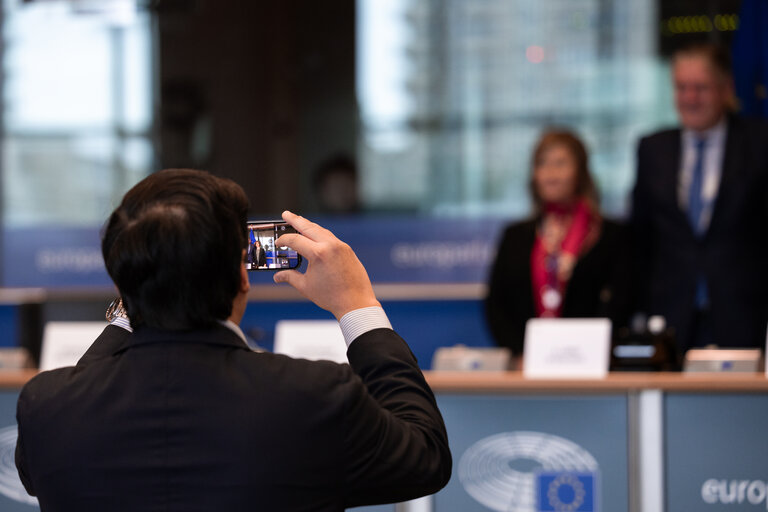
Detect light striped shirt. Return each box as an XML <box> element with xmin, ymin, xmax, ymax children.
<box><xmin>110</xmin><ymin>307</ymin><xmax>393</xmax><ymax>349</ymax></box>
<box><xmin>678</xmin><ymin>118</ymin><xmax>727</xmax><ymax>233</ymax></box>
<box><xmin>339</xmin><ymin>306</ymin><xmax>393</xmax><ymax>347</ymax></box>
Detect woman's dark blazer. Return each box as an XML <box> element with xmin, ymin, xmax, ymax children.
<box><xmin>485</xmin><ymin>217</ymin><xmax>631</xmax><ymax>355</ymax></box>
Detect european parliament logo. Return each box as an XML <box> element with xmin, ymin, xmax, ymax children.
<box><xmin>459</xmin><ymin>431</ymin><xmax>600</xmax><ymax>512</ymax></box>
<box><xmin>0</xmin><ymin>425</ymin><xmax>39</xmax><ymax>506</ymax></box>
<box><xmin>536</xmin><ymin>471</ymin><xmax>597</xmax><ymax>512</ymax></box>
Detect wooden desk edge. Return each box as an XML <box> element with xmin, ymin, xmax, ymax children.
<box><xmin>0</xmin><ymin>369</ymin><xmax>38</xmax><ymax>389</ymax></box>
<box><xmin>1</xmin><ymin>370</ymin><xmax>768</xmax><ymax>393</ymax></box>
<box><xmin>424</xmin><ymin>371</ymin><xmax>768</xmax><ymax>393</ymax></box>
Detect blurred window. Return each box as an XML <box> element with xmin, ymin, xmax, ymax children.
<box><xmin>358</xmin><ymin>0</ymin><xmax>681</xmax><ymax>218</ymax></box>
<box><xmin>2</xmin><ymin>0</ymin><xmax>153</xmax><ymax>227</ymax></box>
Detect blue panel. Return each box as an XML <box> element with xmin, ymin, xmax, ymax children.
<box><xmin>0</xmin><ymin>306</ymin><xmax>19</xmax><ymax>347</ymax></box>
<box><xmin>2</xmin><ymin>227</ymin><xmax>111</xmax><ymax>288</ymax></box>
<box><xmin>665</xmin><ymin>393</ymin><xmax>768</xmax><ymax>511</ymax></box>
<box><xmin>380</xmin><ymin>300</ymin><xmax>495</xmax><ymax>368</ymax></box>
<box><xmin>305</xmin><ymin>216</ymin><xmax>504</xmax><ymax>283</ymax></box>
<box><xmin>240</xmin><ymin>299</ymin><xmax>495</xmax><ymax>369</ymax></box>
<box><xmin>2</xmin><ymin>216</ymin><xmax>506</xmax><ymax>287</ymax></box>
<box><xmin>537</xmin><ymin>472</ymin><xmax>596</xmax><ymax>512</ymax></box>
<box><xmin>435</xmin><ymin>394</ymin><xmax>628</xmax><ymax>512</ymax></box>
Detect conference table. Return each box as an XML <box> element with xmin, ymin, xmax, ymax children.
<box><xmin>1</xmin><ymin>370</ymin><xmax>767</xmax><ymax>512</ymax></box>
<box><xmin>425</xmin><ymin>371</ymin><xmax>768</xmax><ymax>512</ymax></box>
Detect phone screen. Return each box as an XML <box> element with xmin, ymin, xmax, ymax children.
<box><xmin>246</xmin><ymin>220</ymin><xmax>302</xmax><ymax>271</ymax></box>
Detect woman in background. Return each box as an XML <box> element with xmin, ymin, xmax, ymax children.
<box><xmin>485</xmin><ymin>129</ymin><xmax>630</xmax><ymax>356</ymax></box>
<box><xmin>248</xmin><ymin>239</ymin><xmax>267</xmax><ymax>268</ymax></box>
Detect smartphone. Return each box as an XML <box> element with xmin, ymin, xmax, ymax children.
<box><xmin>245</xmin><ymin>220</ymin><xmax>302</xmax><ymax>271</ymax></box>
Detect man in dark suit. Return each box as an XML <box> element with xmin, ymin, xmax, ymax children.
<box><xmin>631</xmin><ymin>43</ymin><xmax>768</xmax><ymax>352</ymax></box>
<box><xmin>15</xmin><ymin>169</ymin><xmax>451</xmax><ymax>511</ymax></box>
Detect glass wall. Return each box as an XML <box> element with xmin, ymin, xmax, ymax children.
<box><xmin>1</xmin><ymin>0</ymin><xmax>153</xmax><ymax>227</ymax></box>
<box><xmin>358</xmin><ymin>0</ymin><xmax>683</xmax><ymax>218</ymax></box>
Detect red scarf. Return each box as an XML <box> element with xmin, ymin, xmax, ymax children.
<box><xmin>530</xmin><ymin>200</ymin><xmax>594</xmax><ymax>317</ymax></box>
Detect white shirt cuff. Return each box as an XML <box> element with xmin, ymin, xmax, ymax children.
<box><xmin>339</xmin><ymin>306</ymin><xmax>392</xmax><ymax>347</ymax></box>
<box><xmin>109</xmin><ymin>316</ymin><xmax>133</xmax><ymax>332</ymax></box>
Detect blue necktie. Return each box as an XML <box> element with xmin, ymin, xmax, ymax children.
<box><xmin>688</xmin><ymin>137</ymin><xmax>709</xmax><ymax>308</ymax></box>
<box><xmin>687</xmin><ymin>137</ymin><xmax>707</xmax><ymax>236</ymax></box>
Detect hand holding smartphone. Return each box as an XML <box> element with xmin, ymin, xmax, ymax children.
<box><xmin>246</xmin><ymin>220</ymin><xmax>302</xmax><ymax>271</ymax></box>
<box><xmin>273</xmin><ymin>211</ymin><xmax>380</xmax><ymax>320</ymax></box>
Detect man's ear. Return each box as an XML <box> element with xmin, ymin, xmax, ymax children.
<box><xmin>240</xmin><ymin>250</ymin><xmax>250</xmax><ymax>293</ymax></box>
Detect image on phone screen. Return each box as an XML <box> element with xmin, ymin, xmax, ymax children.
<box><xmin>246</xmin><ymin>221</ymin><xmax>302</xmax><ymax>271</ymax></box>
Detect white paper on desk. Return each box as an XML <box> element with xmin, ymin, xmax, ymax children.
<box><xmin>523</xmin><ymin>318</ymin><xmax>611</xmax><ymax>378</ymax></box>
<box><xmin>40</xmin><ymin>321</ymin><xmax>108</xmax><ymax>371</ymax></box>
<box><xmin>273</xmin><ymin>320</ymin><xmax>348</xmax><ymax>364</ymax></box>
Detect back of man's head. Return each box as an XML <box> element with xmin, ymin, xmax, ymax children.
<box><xmin>102</xmin><ymin>169</ymin><xmax>249</xmax><ymax>330</ymax></box>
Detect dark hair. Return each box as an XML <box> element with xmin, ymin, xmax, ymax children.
<box><xmin>101</xmin><ymin>169</ymin><xmax>249</xmax><ymax>330</ymax></box>
<box><xmin>673</xmin><ymin>42</ymin><xmax>732</xmax><ymax>79</ymax></box>
<box><xmin>529</xmin><ymin>129</ymin><xmax>599</xmax><ymax>214</ymax></box>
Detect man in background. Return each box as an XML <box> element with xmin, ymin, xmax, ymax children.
<box><xmin>631</xmin><ymin>43</ymin><xmax>768</xmax><ymax>352</ymax></box>
<box><xmin>16</xmin><ymin>169</ymin><xmax>451</xmax><ymax>511</ymax></box>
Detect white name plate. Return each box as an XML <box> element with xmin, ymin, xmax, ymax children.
<box><xmin>40</xmin><ymin>321</ymin><xmax>108</xmax><ymax>371</ymax></box>
<box><xmin>273</xmin><ymin>320</ymin><xmax>348</xmax><ymax>364</ymax></box>
<box><xmin>523</xmin><ymin>318</ymin><xmax>611</xmax><ymax>379</ymax></box>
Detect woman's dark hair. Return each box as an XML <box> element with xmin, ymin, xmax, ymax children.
<box><xmin>101</xmin><ymin>169</ymin><xmax>249</xmax><ymax>330</ymax></box>
<box><xmin>529</xmin><ymin>129</ymin><xmax>600</xmax><ymax>215</ymax></box>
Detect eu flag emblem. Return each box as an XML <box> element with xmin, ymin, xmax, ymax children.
<box><xmin>536</xmin><ymin>471</ymin><xmax>597</xmax><ymax>512</ymax></box>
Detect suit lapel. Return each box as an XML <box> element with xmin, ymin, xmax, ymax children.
<box><xmin>76</xmin><ymin>324</ymin><xmax>132</xmax><ymax>366</ymax></box>
<box><xmin>663</xmin><ymin>132</ymin><xmax>684</xmax><ymax>210</ymax></box>
<box><xmin>656</xmin><ymin>131</ymin><xmax>697</xmax><ymax>234</ymax></box>
<box><xmin>707</xmin><ymin>117</ymin><xmax>741</xmax><ymax>237</ymax></box>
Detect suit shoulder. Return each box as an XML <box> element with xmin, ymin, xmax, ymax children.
<box><xmin>729</xmin><ymin>116</ymin><xmax>768</xmax><ymax>139</ymax></box>
<box><xmin>18</xmin><ymin>367</ymin><xmax>77</xmax><ymax>410</ymax></box>
<box><xmin>730</xmin><ymin>115</ymin><xmax>768</xmax><ymax>129</ymax></box>
<box><xmin>498</xmin><ymin>219</ymin><xmax>537</xmax><ymax>241</ymax></box>
<box><xmin>639</xmin><ymin>127</ymin><xmax>679</xmax><ymax>148</ymax></box>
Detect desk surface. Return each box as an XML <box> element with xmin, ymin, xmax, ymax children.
<box><xmin>3</xmin><ymin>369</ymin><xmax>768</xmax><ymax>392</ymax></box>
<box><xmin>0</xmin><ymin>369</ymin><xmax>37</xmax><ymax>389</ymax></box>
<box><xmin>424</xmin><ymin>371</ymin><xmax>768</xmax><ymax>393</ymax></box>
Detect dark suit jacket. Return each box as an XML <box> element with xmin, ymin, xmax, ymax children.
<box><xmin>248</xmin><ymin>245</ymin><xmax>266</xmax><ymax>267</ymax></box>
<box><xmin>485</xmin><ymin>218</ymin><xmax>631</xmax><ymax>355</ymax></box>
<box><xmin>16</xmin><ymin>324</ymin><xmax>451</xmax><ymax>511</ymax></box>
<box><xmin>631</xmin><ymin>116</ymin><xmax>768</xmax><ymax>350</ymax></box>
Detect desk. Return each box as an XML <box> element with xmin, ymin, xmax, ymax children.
<box><xmin>424</xmin><ymin>371</ymin><xmax>768</xmax><ymax>512</ymax></box>
<box><xmin>425</xmin><ymin>371</ymin><xmax>768</xmax><ymax>393</ymax></box>
<box><xmin>2</xmin><ymin>371</ymin><xmax>768</xmax><ymax>511</ymax></box>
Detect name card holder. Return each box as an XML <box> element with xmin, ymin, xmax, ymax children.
<box><xmin>40</xmin><ymin>322</ymin><xmax>108</xmax><ymax>371</ymax></box>
<box><xmin>523</xmin><ymin>318</ymin><xmax>611</xmax><ymax>379</ymax></box>
<box><xmin>273</xmin><ymin>320</ymin><xmax>348</xmax><ymax>364</ymax></box>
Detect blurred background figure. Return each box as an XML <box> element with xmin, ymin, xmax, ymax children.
<box><xmin>312</xmin><ymin>153</ymin><xmax>360</xmax><ymax>214</ymax></box>
<box><xmin>485</xmin><ymin>130</ymin><xmax>630</xmax><ymax>356</ymax></box>
<box><xmin>630</xmin><ymin>43</ymin><xmax>768</xmax><ymax>353</ymax></box>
